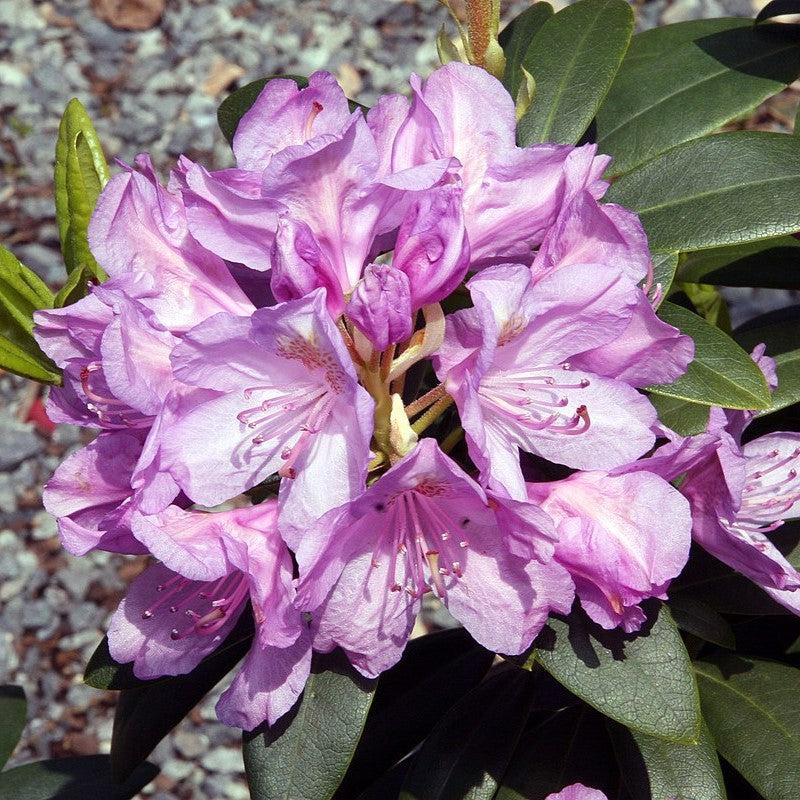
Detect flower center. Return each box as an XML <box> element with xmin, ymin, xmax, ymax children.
<box><xmin>479</xmin><ymin>362</ymin><xmax>591</xmax><ymax>435</ymax></box>
<box><xmin>141</xmin><ymin>572</ymin><xmax>249</xmax><ymax>641</ymax></box>
<box><xmin>740</xmin><ymin>446</ymin><xmax>800</xmax><ymax>521</ymax></box>
<box><xmin>369</xmin><ymin>484</ymin><xmax>472</xmax><ymax>600</ymax></box>
<box><xmin>79</xmin><ymin>362</ymin><xmax>149</xmax><ymax>428</ymax></box>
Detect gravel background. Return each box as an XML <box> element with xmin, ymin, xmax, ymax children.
<box><xmin>0</xmin><ymin>0</ymin><xmax>795</xmax><ymax>797</ymax></box>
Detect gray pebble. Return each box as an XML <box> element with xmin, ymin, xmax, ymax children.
<box><xmin>0</xmin><ymin>417</ymin><xmax>42</xmax><ymax>470</ymax></box>
<box><xmin>201</xmin><ymin>746</ymin><xmax>243</xmax><ymax>773</ymax></box>
<box><xmin>174</xmin><ymin>730</ymin><xmax>210</xmax><ymax>759</ymax></box>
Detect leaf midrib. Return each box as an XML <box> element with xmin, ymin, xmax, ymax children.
<box><xmin>598</xmin><ymin>41</ymin><xmax>800</xmax><ymax>146</ymax></box>
<box><xmin>694</xmin><ymin>663</ymin><xmax>800</xmax><ymax>755</ymax></box>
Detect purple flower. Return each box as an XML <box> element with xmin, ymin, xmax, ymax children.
<box><xmin>89</xmin><ymin>154</ymin><xmax>254</xmax><ymax>332</ymax></box>
<box><xmin>42</xmin><ymin>430</ymin><xmax>148</xmax><ymax>556</ymax></box>
<box><xmin>384</xmin><ymin>63</ymin><xmax>609</xmax><ymax>266</ymax></box>
<box><xmin>155</xmin><ymin>289</ymin><xmax>374</xmax><ymax>531</ymax></box>
<box><xmin>435</xmin><ymin>262</ymin><xmax>658</xmax><ymax>499</ymax></box>
<box><xmin>546</xmin><ymin>785</ymin><xmax>608</xmax><ymax>800</ymax></box>
<box><xmin>294</xmin><ymin>438</ymin><xmax>573</xmax><ymax>678</ymax></box>
<box><xmin>109</xmin><ymin>501</ymin><xmax>311</xmax><ymax>729</ymax></box>
<box><xmin>532</xmin><ymin>187</ymin><xmax>693</xmax><ymax>387</ymax></box>
<box><xmin>645</xmin><ymin>346</ymin><xmax>800</xmax><ymax>612</ymax></box>
<box><xmin>527</xmin><ymin>469</ymin><xmax>692</xmax><ymax>632</ymax></box>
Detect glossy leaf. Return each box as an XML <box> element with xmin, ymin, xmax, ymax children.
<box><xmin>218</xmin><ymin>75</ymin><xmax>308</xmax><ymax>144</ymax></box>
<box><xmin>647</xmin><ymin>302</ymin><xmax>771</xmax><ymax>410</ymax></box>
<box><xmin>529</xmin><ymin>603</ymin><xmax>701</xmax><ymax>742</ymax></box>
<box><xmin>596</xmin><ymin>18</ymin><xmax>800</xmax><ymax>176</ymax></box>
<box><xmin>734</xmin><ymin>308</ymin><xmax>800</xmax><ymax>414</ymax></box>
<box><xmin>0</xmin><ymin>755</ymin><xmax>157</xmax><ymax>800</ymax></box>
<box><xmin>668</xmin><ymin>596</ymin><xmax>736</xmax><ymax>649</ymax></box>
<box><xmin>495</xmin><ymin>705</ymin><xmax>617</xmax><ymax>799</ymax></box>
<box><xmin>756</xmin><ymin>0</ymin><xmax>800</xmax><ymax>22</ymax></box>
<box><xmin>651</xmin><ymin>251</ymin><xmax>680</xmax><ymax>299</ymax></box>
<box><xmin>648</xmin><ymin>393</ymin><xmax>710</xmax><ymax>436</ymax></box>
<box><xmin>678</xmin><ymin>236</ymin><xmax>800</xmax><ymax>290</ymax></box>
<box><xmin>243</xmin><ymin>649</ymin><xmax>376</xmax><ymax>800</ymax></box>
<box><xmin>516</xmin><ymin>0</ymin><xmax>633</xmax><ymax>145</ymax></box>
<box><xmin>335</xmin><ymin>628</ymin><xmax>494</xmax><ymax>799</ymax></box>
<box><xmin>55</xmin><ymin>98</ymin><xmax>109</xmax><ymax>280</ymax></box>
<box><xmin>110</xmin><ymin>612</ymin><xmax>254</xmax><ymax>781</ymax></box>
<box><xmin>399</xmin><ymin>669</ymin><xmax>536</xmax><ymax>800</ymax></box>
<box><xmin>499</xmin><ymin>2</ymin><xmax>554</xmax><ymax>96</ymax></box>
<box><xmin>0</xmin><ymin>245</ymin><xmax>60</xmax><ymax>384</ymax></box>
<box><xmin>54</xmin><ymin>263</ymin><xmax>93</xmax><ymax>308</ymax></box>
<box><xmin>610</xmin><ymin>719</ymin><xmax>727</xmax><ymax>800</ymax></box>
<box><xmin>0</xmin><ymin>685</ymin><xmax>26</xmax><ymax>770</ymax></box>
<box><xmin>696</xmin><ymin>655</ymin><xmax>800</xmax><ymax>800</ymax></box>
<box><xmin>606</xmin><ymin>132</ymin><xmax>800</xmax><ymax>253</ymax></box>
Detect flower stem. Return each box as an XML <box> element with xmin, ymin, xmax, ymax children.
<box><xmin>405</xmin><ymin>384</ymin><xmax>445</xmax><ymax>418</ymax></box>
<box><xmin>411</xmin><ymin>393</ymin><xmax>454</xmax><ymax>435</ymax></box>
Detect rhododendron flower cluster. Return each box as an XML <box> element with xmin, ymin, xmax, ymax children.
<box><xmin>33</xmin><ymin>62</ymin><xmax>799</xmax><ymax>736</ymax></box>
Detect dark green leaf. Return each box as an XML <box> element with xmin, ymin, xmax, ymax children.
<box><xmin>499</xmin><ymin>2</ymin><xmax>554</xmax><ymax>97</ymax></box>
<box><xmin>0</xmin><ymin>245</ymin><xmax>60</xmax><ymax>384</ymax></box>
<box><xmin>0</xmin><ymin>755</ymin><xmax>157</xmax><ymax>800</ymax></box>
<box><xmin>695</xmin><ymin>655</ymin><xmax>800</xmax><ymax>800</ymax></box>
<box><xmin>678</xmin><ymin>236</ymin><xmax>800</xmax><ymax>290</ymax></box>
<box><xmin>55</xmin><ymin>98</ymin><xmax>109</xmax><ymax>280</ymax></box>
<box><xmin>648</xmin><ymin>393</ymin><xmax>710</xmax><ymax>436</ymax></box>
<box><xmin>668</xmin><ymin>596</ymin><xmax>736</xmax><ymax>649</ymax></box>
<box><xmin>0</xmin><ymin>685</ymin><xmax>26</xmax><ymax>770</ymax></box>
<box><xmin>647</xmin><ymin>302</ymin><xmax>771</xmax><ymax>410</ymax></box>
<box><xmin>110</xmin><ymin>611</ymin><xmax>254</xmax><ymax>781</ymax></box>
<box><xmin>218</xmin><ymin>75</ymin><xmax>308</xmax><ymax>144</ymax></box>
<box><xmin>399</xmin><ymin>669</ymin><xmax>536</xmax><ymax>800</ymax></box>
<box><xmin>652</xmin><ymin>251</ymin><xmax>679</xmax><ymax>298</ymax></box>
<box><xmin>672</xmin><ymin>547</ymin><xmax>792</xmax><ymax>616</ymax></box>
<box><xmin>218</xmin><ymin>75</ymin><xmax>367</xmax><ymax>145</ymax></box>
<box><xmin>772</xmin><ymin>349</ymin><xmax>800</xmax><ymax>413</ymax></box>
<box><xmin>605</xmin><ymin>132</ymin><xmax>800</xmax><ymax>252</ymax></box>
<box><xmin>610</xmin><ymin>719</ymin><xmax>727</xmax><ymax>800</ymax></box>
<box><xmin>757</xmin><ymin>0</ymin><xmax>800</xmax><ymax>23</ymax></box>
<box><xmin>495</xmin><ymin>705</ymin><xmax>617</xmax><ymax>799</ymax></box>
<box><xmin>529</xmin><ymin>603</ymin><xmax>701</xmax><ymax>742</ymax></box>
<box><xmin>516</xmin><ymin>0</ymin><xmax>633</xmax><ymax>145</ymax></box>
<box><xmin>243</xmin><ymin>649</ymin><xmax>376</xmax><ymax>800</ymax></box>
<box><xmin>335</xmin><ymin>628</ymin><xmax>494</xmax><ymax>799</ymax></box>
<box><xmin>733</xmin><ymin>308</ymin><xmax>800</xmax><ymax>415</ymax></box>
<box><xmin>596</xmin><ymin>19</ymin><xmax>800</xmax><ymax>177</ymax></box>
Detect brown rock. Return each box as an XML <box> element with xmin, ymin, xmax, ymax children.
<box><xmin>91</xmin><ymin>0</ymin><xmax>165</xmax><ymax>31</ymax></box>
<box><xmin>202</xmin><ymin>57</ymin><xmax>246</xmax><ymax>97</ymax></box>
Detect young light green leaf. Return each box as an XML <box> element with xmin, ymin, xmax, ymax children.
<box><xmin>606</xmin><ymin>132</ymin><xmax>800</xmax><ymax>253</ymax></box>
<box><xmin>0</xmin><ymin>246</ymin><xmax>60</xmax><ymax>384</ymax></box>
<box><xmin>243</xmin><ymin>650</ymin><xmax>376</xmax><ymax>800</ymax></box>
<box><xmin>55</xmin><ymin>98</ymin><xmax>109</xmax><ymax>280</ymax></box>
<box><xmin>498</xmin><ymin>1</ymin><xmax>554</xmax><ymax>96</ymax></box>
<box><xmin>54</xmin><ymin>262</ymin><xmax>92</xmax><ymax>308</ymax></box>
<box><xmin>681</xmin><ymin>283</ymin><xmax>731</xmax><ymax>332</ymax></box>
<box><xmin>696</xmin><ymin>656</ymin><xmax>800</xmax><ymax>800</ymax></box>
<box><xmin>529</xmin><ymin>604</ymin><xmax>701</xmax><ymax>743</ymax></box>
<box><xmin>0</xmin><ymin>755</ymin><xmax>157</xmax><ymax>800</ymax></box>
<box><xmin>517</xmin><ymin>0</ymin><xmax>633</xmax><ymax>145</ymax></box>
<box><xmin>596</xmin><ymin>18</ymin><xmax>800</xmax><ymax>177</ymax></box>
<box><xmin>610</xmin><ymin>719</ymin><xmax>728</xmax><ymax>800</ymax></box>
<box><xmin>647</xmin><ymin>302</ymin><xmax>771</xmax><ymax>410</ymax></box>
<box><xmin>648</xmin><ymin>393</ymin><xmax>710</xmax><ymax>436</ymax></box>
<box><xmin>678</xmin><ymin>236</ymin><xmax>800</xmax><ymax>290</ymax></box>
<box><xmin>0</xmin><ymin>685</ymin><xmax>26</xmax><ymax>770</ymax></box>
